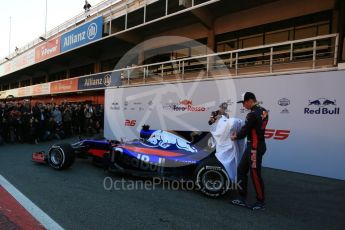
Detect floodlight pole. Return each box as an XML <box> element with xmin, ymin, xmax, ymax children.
<box><xmin>8</xmin><ymin>16</ymin><xmax>11</xmax><ymax>56</ymax></box>
<box><xmin>45</xmin><ymin>0</ymin><xmax>48</xmax><ymax>38</ymax></box>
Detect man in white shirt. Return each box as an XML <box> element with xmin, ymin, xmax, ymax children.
<box><xmin>209</xmin><ymin>102</ymin><xmax>245</xmax><ymax>182</ymax></box>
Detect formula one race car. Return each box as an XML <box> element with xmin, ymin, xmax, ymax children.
<box><xmin>32</xmin><ymin>126</ymin><xmax>230</xmax><ymax>197</ymax></box>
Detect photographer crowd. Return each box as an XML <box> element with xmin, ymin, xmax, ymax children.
<box><xmin>0</xmin><ymin>101</ymin><xmax>104</xmax><ymax>145</ymax></box>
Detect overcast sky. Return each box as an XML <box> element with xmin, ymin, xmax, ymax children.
<box><xmin>0</xmin><ymin>0</ymin><xmax>99</xmax><ymax>59</ymax></box>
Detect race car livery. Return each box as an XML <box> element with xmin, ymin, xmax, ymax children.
<box><xmin>32</xmin><ymin>126</ymin><xmax>231</xmax><ymax>197</ymax></box>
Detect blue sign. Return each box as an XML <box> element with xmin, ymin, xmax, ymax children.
<box><xmin>78</xmin><ymin>71</ymin><xmax>122</xmax><ymax>90</ymax></box>
<box><xmin>60</xmin><ymin>17</ymin><xmax>103</xmax><ymax>52</ymax></box>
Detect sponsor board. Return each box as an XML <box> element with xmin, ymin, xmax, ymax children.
<box><xmin>0</xmin><ymin>90</ymin><xmax>15</xmax><ymax>99</ymax></box>
<box><xmin>51</xmin><ymin>79</ymin><xmax>78</xmax><ymax>94</ymax></box>
<box><xmin>1</xmin><ymin>88</ymin><xmax>18</xmax><ymax>98</ymax></box>
<box><xmin>105</xmin><ymin>70</ymin><xmax>345</xmax><ymax>180</ymax></box>
<box><xmin>35</xmin><ymin>37</ymin><xmax>61</xmax><ymax>62</ymax></box>
<box><xmin>4</xmin><ymin>62</ymin><xmax>11</xmax><ymax>74</ymax></box>
<box><xmin>32</xmin><ymin>83</ymin><xmax>50</xmax><ymax>96</ymax></box>
<box><xmin>13</xmin><ymin>50</ymin><xmax>34</xmax><ymax>70</ymax></box>
<box><xmin>0</xmin><ymin>50</ymin><xmax>35</xmax><ymax>77</ymax></box>
<box><xmin>105</xmin><ymin>80</ymin><xmax>236</xmax><ymax>140</ymax></box>
<box><xmin>78</xmin><ymin>72</ymin><xmax>121</xmax><ymax>90</ymax></box>
<box><xmin>60</xmin><ymin>17</ymin><xmax>103</xmax><ymax>52</ymax></box>
<box><xmin>18</xmin><ymin>86</ymin><xmax>32</xmax><ymax>97</ymax></box>
<box><xmin>0</xmin><ymin>64</ymin><xmax>3</xmax><ymax>76</ymax></box>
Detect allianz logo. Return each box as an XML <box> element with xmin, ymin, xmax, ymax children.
<box><xmin>63</xmin><ymin>22</ymin><xmax>98</xmax><ymax>47</ymax></box>
<box><xmin>63</xmin><ymin>31</ymin><xmax>86</xmax><ymax>47</ymax></box>
<box><xmin>87</xmin><ymin>23</ymin><xmax>97</xmax><ymax>40</ymax></box>
<box><xmin>304</xmin><ymin>98</ymin><xmax>340</xmax><ymax>115</ymax></box>
<box><xmin>84</xmin><ymin>74</ymin><xmax>111</xmax><ymax>87</ymax></box>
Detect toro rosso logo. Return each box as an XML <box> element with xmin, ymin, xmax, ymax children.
<box><xmin>305</xmin><ymin>98</ymin><xmax>340</xmax><ymax>115</ymax></box>
<box><xmin>163</xmin><ymin>99</ymin><xmax>207</xmax><ymax>112</ymax></box>
<box><xmin>146</xmin><ymin>130</ymin><xmax>197</xmax><ymax>153</ymax></box>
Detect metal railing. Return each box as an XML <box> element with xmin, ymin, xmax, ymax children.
<box><xmin>112</xmin><ymin>33</ymin><xmax>339</xmax><ymax>86</ymax></box>
<box><xmin>0</xmin><ymin>34</ymin><xmax>339</xmax><ymax>95</ymax></box>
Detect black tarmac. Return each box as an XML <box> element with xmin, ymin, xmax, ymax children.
<box><xmin>0</xmin><ymin>138</ymin><xmax>344</xmax><ymax>230</ymax></box>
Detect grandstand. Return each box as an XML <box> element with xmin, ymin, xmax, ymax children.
<box><xmin>0</xmin><ymin>0</ymin><xmax>344</xmax><ymax>104</ymax></box>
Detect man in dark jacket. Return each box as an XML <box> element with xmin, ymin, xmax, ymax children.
<box><xmin>231</xmin><ymin>92</ymin><xmax>268</xmax><ymax>210</ymax></box>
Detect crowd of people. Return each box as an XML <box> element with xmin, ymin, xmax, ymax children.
<box><xmin>0</xmin><ymin>101</ymin><xmax>104</xmax><ymax>145</ymax></box>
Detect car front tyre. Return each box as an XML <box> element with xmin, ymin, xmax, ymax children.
<box><xmin>48</xmin><ymin>143</ymin><xmax>75</xmax><ymax>170</ymax></box>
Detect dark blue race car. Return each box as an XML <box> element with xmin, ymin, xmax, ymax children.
<box><xmin>32</xmin><ymin>126</ymin><xmax>230</xmax><ymax>197</ymax></box>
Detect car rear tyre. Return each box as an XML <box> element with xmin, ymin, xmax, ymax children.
<box><xmin>194</xmin><ymin>157</ymin><xmax>230</xmax><ymax>198</ymax></box>
<box><xmin>48</xmin><ymin>143</ymin><xmax>75</xmax><ymax>170</ymax></box>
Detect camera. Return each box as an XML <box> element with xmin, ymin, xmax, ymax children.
<box><xmin>211</xmin><ymin>110</ymin><xmax>219</xmax><ymax>118</ymax></box>
<box><xmin>208</xmin><ymin>110</ymin><xmax>220</xmax><ymax>125</ymax></box>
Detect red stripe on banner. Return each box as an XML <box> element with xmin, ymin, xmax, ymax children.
<box><xmin>0</xmin><ymin>186</ymin><xmax>45</xmax><ymax>230</ymax></box>
<box><xmin>251</xmin><ymin>169</ymin><xmax>264</xmax><ymax>201</ymax></box>
<box><xmin>251</xmin><ymin>129</ymin><xmax>258</xmax><ymax>149</ymax></box>
<box><xmin>121</xmin><ymin>146</ymin><xmax>184</xmax><ymax>157</ymax></box>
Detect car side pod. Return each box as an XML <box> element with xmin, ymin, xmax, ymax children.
<box><xmin>32</xmin><ymin>151</ymin><xmax>48</xmax><ymax>164</ymax></box>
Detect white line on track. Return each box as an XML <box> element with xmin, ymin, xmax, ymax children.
<box><xmin>0</xmin><ymin>174</ymin><xmax>64</xmax><ymax>230</ymax></box>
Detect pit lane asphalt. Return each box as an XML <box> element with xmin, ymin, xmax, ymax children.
<box><xmin>0</xmin><ymin>138</ymin><xmax>344</xmax><ymax>230</ymax></box>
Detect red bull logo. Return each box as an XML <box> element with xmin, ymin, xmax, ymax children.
<box><xmin>305</xmin><ymin>98</ymin><xmax>340</xmax><ymax>115</ymax></box>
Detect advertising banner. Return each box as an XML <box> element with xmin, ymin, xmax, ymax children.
<box><xmin>78</xmin><ymin>71</ymin><xmax>121</xmax><ymax>90</ymax></box>
<box><xmin>2</xmin><ymin>88</ymin><xmax>19</xmax><ymax>98</ymax></box>
<box><xmin>14</xmin><ymin>49</ymin><xmax>35</xmax><ymax>70</ymax></box>
<box><xmin>0</xmin><ymin>64</ymin><xmax>3</xmax><ymax>77</ymax></box>
<box><xmin>51</xmin><ymin>78</ymin><xmax>78</xmax><ymax>93</ymax></box>
<box><xmin>0</xmin><ymin>49</ymin><xmax>35</xmax><ymax>77</ymax></box>
<box><xmin>4</xmin><ymin>62</ymin><xmax>11</xmax><ymax>74</ymax></box>
<box><xmin>35</xmin><ymin>37</ymin><xmax>61</xmax><ymax>62</ymax></box>
<box><xmin>60</xmin><ymin>16</ymin><xmax>103</xmax><ymax>53</ymax></box>
<box><xmin>18</xmin><ymin>86</ymin><xmax>32</xmax><ymax>97</ymax></box>
<box><xmin>32</xmin><ymin>83</ymin><xmax>50</xmax><ymax>96</ymax></box>
<box><xmin>14</xmin><ymin>54</ymin><xmax>26</xmax><ymax>70</ymax></box>
<box><xmin>105</xmin><ymin>70</ymin><xmax>345</xmax><ymax>180</ymax></box>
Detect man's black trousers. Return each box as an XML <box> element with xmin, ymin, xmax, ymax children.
<box><xmin>237</xmin><ymin>142</ymin><xmax>266</xmax><ymax>202</ymax></box>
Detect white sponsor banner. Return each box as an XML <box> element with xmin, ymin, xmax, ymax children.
<box><xmin>0</xmin><ymin>64</ymin><xmax>4</xmax><ymax>76</ymax></box>
<box><xmin>105</xmin><ymin>70</ymin><xmax>345</xmax><ymax>180</ymax></box>
<box><xmin>105</xmin><ymin>79</ymin><xmax>237</xmax><ymax>138</ymax></box>
<box><xmin>0</xmin><ymin>88</ymin><xmax>18</xmax><ymax>99</ymax></box>
<box><xmin>0</xmin><ymin>49</ymin><xmax>35</xmax><ymax>78</ymax></box>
